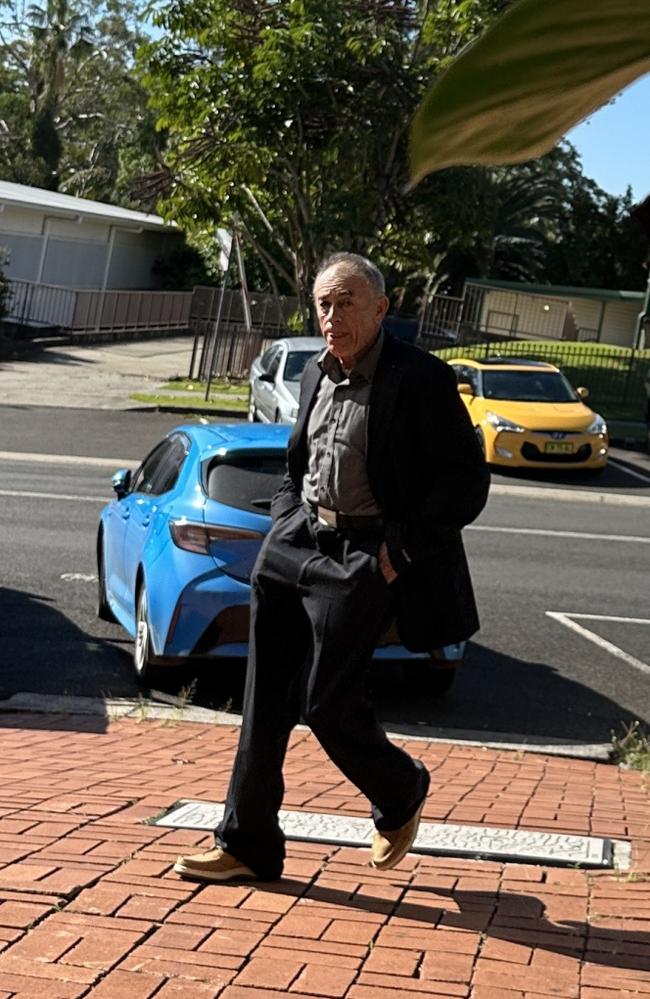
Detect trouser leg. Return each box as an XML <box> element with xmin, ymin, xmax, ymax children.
<box><xmin>215</xmin><ymin>512</ymin><xmax>310</xmax><ymax>879</ymax></box>
<box><xmin>301</xmin><ymin>531</ymin><xmax>429</xmax><ymax>831</ymax></box>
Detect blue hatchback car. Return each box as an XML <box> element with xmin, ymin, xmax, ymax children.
<box><xmin>97</xmin><ymin>423</ymin><xmax>463</xmax><ymax>691</ymax></box>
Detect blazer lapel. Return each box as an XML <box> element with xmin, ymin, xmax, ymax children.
<box><xmin>287</xmin><ymin>356</ymin><xmax>323</xmax><ymax>487</ymax></box>
<box><xmin>294</xmin><ymin>357</ymin><xmax>322</xmax><ymax>438</ymax></box>
<box><xmin>367</xmin><ymin>335</ymin><xmax>403</xmax><ymax>488</ymax></box>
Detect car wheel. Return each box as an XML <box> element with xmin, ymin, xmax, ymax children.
<box><xmin>247</xmin><ymin>388</ymin><xmax>258</xmax><ymax>423</ymax></box>
<box><xmin>133</xmin><ymin>584</ymin><xmax>169</xmax><ymax>688</ymax></box>
<box><xmin>97</xmin><ymin>535</ymin><xmax>117</xmax><ymax>623</ymax></box>
<box><xmin>402</xmin><ymin>660</ymin><xmax>456</xmax><ymax>695</ymax></box>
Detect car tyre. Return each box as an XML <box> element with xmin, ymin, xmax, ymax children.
<box><xmin>97</xmin><ymin>535</ymin><xmax>117</xmax><ymax>623</ymax></box>
<box><xmin>403</xmin><ymin>660</ymin><xmax>456</xmax><ymax>695</ymax></box>
<box><xmin>133</xmin><ymin>584</ymin><xmax>172</xmax><ymax>688</ymax></box>
<box><xmin>247</xmin><ymin>388</ymin><xmax>258</xmax><ymax>423</ymax></box>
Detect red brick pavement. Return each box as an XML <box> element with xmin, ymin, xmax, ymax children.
<box><xmin>0</xmin><ymin>713</ymin><xmax>647</xmax><ymax>997</ymax></box>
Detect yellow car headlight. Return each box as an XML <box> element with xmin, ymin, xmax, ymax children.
<box><xmin>586</xmin><ymin>414</ymin><xmax>607</xmax><ymax>435</ymax></box>
<box><xmin>485</xmin><ymin>411</ymin><xmax>525</xmax><ymax>434</ymax></box>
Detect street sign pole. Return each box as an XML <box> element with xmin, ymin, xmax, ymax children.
<box><xmin>204</xmin><ymin>228</ymin><xmax>234</xmax><ymax>401</ymax></box>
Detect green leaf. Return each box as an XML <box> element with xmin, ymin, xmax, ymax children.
<box><xmin>410</xmin><ymin>0</ymin><xmax>650</xmax><ymax>183</ymax></box>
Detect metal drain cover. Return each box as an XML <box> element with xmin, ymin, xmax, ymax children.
<box><xmin>152</xmin><ymin>800</ymin><xmax>615</xmax><ymax>868</ymax></box>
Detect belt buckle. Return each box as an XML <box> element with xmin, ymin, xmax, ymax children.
<box><xmin>317</xmin><ymin>506</ymin><xmax>338</xmax><ymax>528</ymax></box>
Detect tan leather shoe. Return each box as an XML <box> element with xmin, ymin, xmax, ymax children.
<box><xmin>174</xmin><ymin>846</ymin><xmax>256</xmax><ymax>882</ymax></box>
<box><xmin>370</xmin><ymin>798</ymin><xmax>426</xmax><ymax>870</ymax></box>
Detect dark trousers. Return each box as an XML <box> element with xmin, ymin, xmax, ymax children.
<box><xmin>215</xmin><ymin>503</ymin><xmax>430</xmax><ymax>880</ymax></box>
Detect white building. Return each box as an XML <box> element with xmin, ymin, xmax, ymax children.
<box><xmin>465</xmin><ymin>278</ymin><xmax>644</xmax><ymax>348</ymax></box>
<box><xmin>0</xmin><ymin>181</ymin><xmax>180</xmax><ymax>290</ymax></box>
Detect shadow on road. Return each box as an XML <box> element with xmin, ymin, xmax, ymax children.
<box><xmin>370</xmin><ymin>641</ymin><xmax>647</xmax><ymax>744</ymax></box>
<box><xmin>492</xmin><ymin>461</ymin><xmax>649</xmax><ymax>491</ymax></box>
<box><xmin>0</xmin><ymin>586</ymin><xmax>129</xmax><ymax>732</ymax></box>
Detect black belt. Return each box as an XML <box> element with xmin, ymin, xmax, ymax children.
<box><xmin>306</xmin><ymin>502</ymin><xmax>384</xmax><ymax>533</ymax></box>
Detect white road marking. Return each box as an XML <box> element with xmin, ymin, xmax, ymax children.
<box><xmin>0</xmin><ymin>489</ymin><xmax>106</xmax><ymax>503</ymax></box>
<box><xmin>469</xmin><ymin>525</ymin><xmax>650</xmax><ymax>544</ymax></box>
<box><xmin>568</xmin><ymin>613</ymin><xmax>650</xmax><ymax>625</ymax></box>
<box><xmin>546</xmin><ymin>611</ymin><xmax>650</xmax><ymax>676</ymax></box>
<box><xmin>0</xmin><ymin>450</ymin><xmax>133</xmax><ymax>469</ymax></box>
<box><xmin>60</xmin><ymin>572</ymin><xmax>98</xmax><ymax>582</ymax></box>
<box><xmin>608</xmin><ymin>458</ymin><xmax>650</xmax><ymax>486</ymax></box>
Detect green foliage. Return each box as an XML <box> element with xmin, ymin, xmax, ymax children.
<box><xmin>0</xmin><ymin>0</ymin><xmax>160</xmax><ymax>203</ymax></box>
<box><xmin>139</xmin><ymin>0</ymin><xmax>509</xmax><ymax>318</ymax></box>
<box><xmin>611</xmin><ymin>722</ymin><xmax>650</xmax><ymax>771</ymax></box>
<box><xmin>410</xmin><ymin>0</ymin><xmax>650</xmax><ymax>181</ymax></box>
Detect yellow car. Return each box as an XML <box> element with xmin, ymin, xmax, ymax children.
<box><xmin>449</xmin><ymin>357</ymin><xmax>608</xmax><ymax>472</ymax></box>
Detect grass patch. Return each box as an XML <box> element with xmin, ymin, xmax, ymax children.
<box><xmin>161</xmin><ymin>377</ymin><xmax>247</xmax><ymax>395</ymax></box>
<box><xmin>435</xmin><ymin>340</ymin><xmax>650</xmax><ymax>424</ymax></box>
<box><xmin>130</xmin><ymin>392</ymin><xmax>247</xmax><ymax>411</ymax></box>
<box><xmin>610</xmin><ymin>722</ymin><xmax>650</xmax><ymax>771</ymax></box>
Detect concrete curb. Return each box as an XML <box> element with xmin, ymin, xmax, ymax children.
<box><xmin>0</xmin><ymin>692</ymin><xmax>612</xmax><ymax>761</ymax></box>
<box><xmin>490</xmin><ymin>483</ymin><xmax>650</xmax><ymax>507</ymax></box>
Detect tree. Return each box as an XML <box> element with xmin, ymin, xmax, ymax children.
<box><xmin>0</xmin><ymin>0</ymin><xmax>159</xmax><ymax>202</ymax></box>
<box><xmin>139</xmin><ymin>0</ymin><xmax>513</xmax><ymax>325</ymax></box>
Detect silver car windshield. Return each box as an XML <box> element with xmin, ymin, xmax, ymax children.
<box><xmin>284</xmin><ymin>350</ymin><xmax>319</xmax><ymax>382</ymax></box>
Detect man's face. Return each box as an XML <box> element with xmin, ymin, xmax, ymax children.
<box><xmin>314</xmin><ymin>266</ymin><xmax>388</xmax><ymax>368</ymax></box>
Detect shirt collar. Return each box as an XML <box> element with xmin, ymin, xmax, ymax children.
<box><xmin>318</xmin><ymin>329</ymin><xmax>384</xmax><ymax>385</ymax></box>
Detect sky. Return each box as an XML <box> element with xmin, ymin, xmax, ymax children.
<box><xmin>567</xmin><ymin>73</ymin><xmax>650</xmax><ymax>202</ymax></box>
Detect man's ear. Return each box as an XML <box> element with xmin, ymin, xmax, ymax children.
<box><xmin>377</xmin><ymin>295</ymin><xmax>389</xmax><ymax>323</ymax></box>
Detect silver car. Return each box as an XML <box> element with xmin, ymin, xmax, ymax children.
<box><xmin>248</xmin><ymin>336</ymin><xmax>324</xmax><ymax>424</ymax></box>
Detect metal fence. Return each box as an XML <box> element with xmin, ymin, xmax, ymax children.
<box><xmin>189</xmin><ymin>286</ymin><xmax>298</xmax><ymax>379</ymax></box>
<box><xmin>429</xmin><ymin>337</ymin><xmax>650</xmax><ymax>421</ymax></box>
<box><xmin>5</xmin><ymin>278</ymin><xmax>192</xmax><ymax>333</ymax></box>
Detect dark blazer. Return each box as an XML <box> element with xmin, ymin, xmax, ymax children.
<box><xmin>271</xmin><ymin>333</ymin><xmax>490</xmax><ymax>651</ymax></box>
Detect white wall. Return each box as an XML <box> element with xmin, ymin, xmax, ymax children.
<box><xmin>568</xmin><ymin>299</ymin><xmax>602</xmax><ymax>340</ymax></box>
<box><xmin>0</xmin><ymin>203</ymin><xmax>177</xmax><ymax>289</ymax></box>
<box><xmin>601</xmin><ymin>301</ymin><xmax>639</xmax><ymax>347</ymax></box>
<box><xmin>480</xmin><ymin>290</ymin><xmax>567</xmax><ymax>339</ymax></box>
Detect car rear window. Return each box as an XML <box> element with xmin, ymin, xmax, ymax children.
<box><xmin>206</xmin><ymin>455</ymin><xmax>287</xmax><ymax>513</ymax></box>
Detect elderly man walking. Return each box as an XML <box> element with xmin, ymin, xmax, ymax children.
<box><xmin>175</xmin><ymin>252</ymin><xmax>490</xmax><ymax>883</ymax></box>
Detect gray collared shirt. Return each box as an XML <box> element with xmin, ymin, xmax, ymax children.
<box><xmin>301</xmin><ymin>331</ymin><xmax>383</xmax><ymax>516</ymax></box>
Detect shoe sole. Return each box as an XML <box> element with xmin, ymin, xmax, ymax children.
<box><xmin>173</xmin><ymin>861</ymin><xmax>257</xmax><ymax>883</ymax></box>
<box><xmin>370</xmin><ymin>797</ymin><xmax>426</xmax><ymax>871</ymax></box>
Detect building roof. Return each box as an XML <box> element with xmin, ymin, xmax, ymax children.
<box><xmin>0</xmin><ymin>180</ymin><xmax>172</xmax><ymax>232</ymax></box>
<box><xmin>466</xmin><ymin>277</ymin><xmax>644</xmax><ymax>303</ymax></box>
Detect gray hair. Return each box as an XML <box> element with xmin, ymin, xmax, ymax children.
<box><xmin>315</xmin><ymin>252</ymin><xmax>385</xmax><ymax>295</ymax></box>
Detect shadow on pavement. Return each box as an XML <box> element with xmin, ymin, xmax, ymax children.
<box><xmin>1</xmin><ymin>342</ymin><xmax>98</xmax><ymax>366</ymax></box>
<box><xmin>261</xmin><ymin>879</ymin><xmax>650</xmax><ymax>972</ymax></box>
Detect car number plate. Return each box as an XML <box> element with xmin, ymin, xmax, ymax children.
<box><xmin>545</xmin><ymin>442</ymin><xmax>574</xmax><ymax>454</ymax></box>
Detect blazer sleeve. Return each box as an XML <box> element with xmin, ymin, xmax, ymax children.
<box><xmin>384</xmin><ymin>359</ymin><xmax>490</xmax><ymax>573</ymax></box>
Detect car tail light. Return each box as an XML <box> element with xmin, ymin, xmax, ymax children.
<box><xmin>169</xmin><ymin>520</ymin><xmax>263</xmax><ymax>554</ymax></box>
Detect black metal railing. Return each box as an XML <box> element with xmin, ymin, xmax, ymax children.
<box><xmin>429</xmin><ymin>335</ymin><xmax>650</xmax><ymax>422</ymax></box>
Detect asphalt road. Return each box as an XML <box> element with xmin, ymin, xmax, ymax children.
<box><xmin>1</xmin><ymin>406</ymin><xmax>650</xmax><ymax>747</ymax></box>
